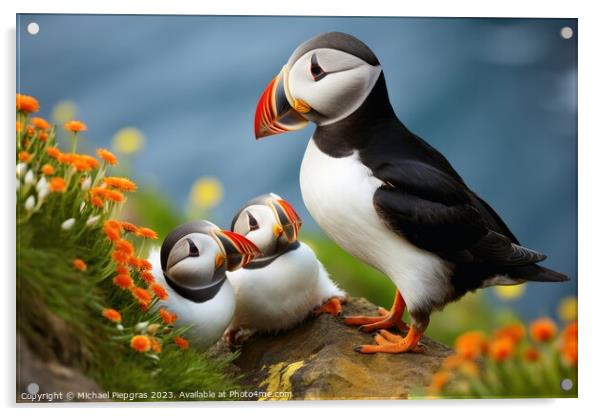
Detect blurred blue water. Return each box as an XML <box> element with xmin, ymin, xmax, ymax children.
<box><xmin>17</xmin><ymin>15</ymin><xmax>577</xmax><ymax>319</ymax></box>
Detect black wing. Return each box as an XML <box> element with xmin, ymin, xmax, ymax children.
<box><xmin>372</xmin><ymin>160</ymin><xmax>545</xmax><ymax>266</ymax></box>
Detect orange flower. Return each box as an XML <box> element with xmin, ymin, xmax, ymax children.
<box><xmin>73</xmin><ymin>258</ymin><xmax>87</xmax><ymax>271</ymax></box>
<box><xmin>151</xmin><ymin>283</ymin><xmax>168</xmax><ymax>300</ymax></box>
<box><xmin>103</xmin><ymin>220</ymin><xmax>122</xmax><ymax>241</ymax></box>
<box><xmin>16</xmin><ymin>94</ymin><xmax>39</xmax><ymax>113</ymax></box>
<box><xmin>39</xmin><ymin>131</ymin><xmax>49</xmax><ymax>142</ymax></box>
<box><xmin>76</xmin><ymin>155</ymin><xmax>100</xmax><ymax>170</ymax></box>
<box><xmin>489</xmin><ymin>337</ymin><xmax>514</xmax><ymax>362</ymax></box>
<box><xmin>102</xmin><ymin>308</ymin><xmax>122</xmax><ymax>323</ymax></box>
<box><xmin>173</xmin><ymin>336</ymin><xmax>189</xmax><ymax>350</ymax></box>
<box><xmin>494</xmin><ymin>323</ymin><xmax>525</xmax><ymax>344</ymax></box>
<box><xmin>120</xmin><ymin>221</ymin><xmax>138</xmax><ymax>233</ymax></box>
<box><xmin>64</xmin><ymin>120</ymin><xmax>87</xmax><ymax>133</ymax></box>
<box><xmin>159</xmin><ymin>308</ymin><xmax>177</xmax><ymax>325</ymax></box>
<box><xmin>429</xmin><ymin>370</ymin><xmax>450</xmax><ymax>393</ymax></box>
<box><xmin>455</xmin><ymin>331</ymin><xmax>488</xmax><ymax>360</ymax></box>
<box><xmin>132</xmin><ymin>287</ymin><xmax>152</xmax><ymax>305</ymax></box>
<box><xmin>561</xmin><ymin>322</ymin><xmax>578</xmax><ymax>366</ymax></box>
<box><xmin>91</xmin><ymin>196</ymin><xmax>104</xmax><ymax>208</ymax></box>
<box><xmin>46</xmin><ymin>146</ymin><xmax>62</xmax><ymax>160</ymax></box>
<box><xmin>563</xmin><ymin>322</ymin><xmax>577</xmax><ymax>344</ymax></box>
<box><xmin>26</xmin><ymin>126</ymin><xmax>35</xmax><ymax>137</ymax></box>
<box><xmin>127</xmin><ymin>257</ymin><xmax>142</xmax><ymax>269</ymax></box>
<box><xmin>49</xmin><ymin>177</ymin><xmax>67</xmax><ymax>192</ymax></box>
<box><xmin>40</xmin><ymin>164</ymin><xmax>55</xmax><ymax>176</ymax></box>
<box><xmin>57</xmin><ymin>152</ymin><xmax>74</xmax><ymax>165</ymax></box>
<box><xmin>106</xmin><ymin>189</ymin><xmax>125</xmax><ymax>203</ymax></box>
<box><xmin>530</xmin><ymin>318</ymin><xmax>557</xmax><ymax>342</ymax></box>
<box><xmin>18</xmin><ymin>151</ymin><xmax>32</xmax><ymax>162</ymax></box>
<box><xmin>114</xmin><ymin>239</ymin><xmax>135</xmax><ymax>256</ymax></box>
<box><xmin>150</xmin><ymin>337</ymin><xmax>162</xmax><ymax>354</ymax></box>
<box><xmin>523</xmin><ymin>347</ymin><xmax>540</xmax><ymax>362</ymax></box>
<box><xmin>31</xmin><ymin>117</ymin><xmax>50</xmax><ymax>130</ymax></box>
<box><xmin>140</xmin><ymin>271</ymin><xmax>155</xmax><ymax>284</ymax></box>
<box><xmin>562</xmin><ymin>339</ymin><xmax>578</xmax><ymax>366</ymax></box>
<box><xmin>136</xmin><ymin>227</ymin><xmax>158</xmax><ymax>240</ymax></box>
<box><xmin>111</xmin><ymin>250</ymin><xmax>130</xmax><ymax>264</ymax></box>
<box><xmin>103</xmin><ymin>176</ymin><xmax>137</xmax><ymax>192</ymax></box>
<box><xmin>96</xmin><ymin>148</ymin><xmax>118</xmax><ymax>166</ymax></box>
<box><xmin>138</xmin><ymin>259</ymin><xmax>153</xmax><ymax>271</ymax></box>
<box><xmin>113</xmin><ymin>273</ymin><xmax>134</xmax><ymax>289</ymax></box>
<box><xmin>16</xmin><ymin>121</ymin><xmax>22</xmax><ymax>132</ymax></box>
<box><xmin>130</xmin><ymin>335</ymin><xmax>151</xmax><ymax>353</ymax></box>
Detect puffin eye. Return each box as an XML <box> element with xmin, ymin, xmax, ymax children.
<box><xmin>248</xmin><ymin>212</ymin><xmax>259</xmax><ymax>231</ymax></box>
<box><xmin>187</xmin><ymin>238</ymin><xmax>199</xmax><ymax>257</ymax></box>
<box><xmin>310</xmin><ymin>53</ymin><xmax>327</xmax><ymax>81</ymax></box>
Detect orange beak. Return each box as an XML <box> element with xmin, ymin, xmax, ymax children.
<box><xmin>254</xmin><ymin>67</ymin><xmax>308</xmax><ymax>139</ymax></box>
<box><xmin>214</xmin><ymin>230</ymin><xmax>262</xmax><ymax>271</ymax></box>
<box><xmin>269</xmin><ymin>197</ymin><xmax>303</xmax><ymax>243</ymax></box>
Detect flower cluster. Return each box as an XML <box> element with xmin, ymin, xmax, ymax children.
<box><xmin>16</xmin><ymin>94</ymin><xmax>189</xmax><ymax>357</ymax></box>
<box><xmin>427</xmin><ymin>312</ymin><xmax>578</xmax><ymax>398</ymax></box>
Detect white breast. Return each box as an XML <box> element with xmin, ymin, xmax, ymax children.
<box><xmin>300</xmin><ymin>138</ymin><xmax>453</xmax><ymax>313</ymax></box>
<box><xmin>148</xmin><ymin>249</ymin><xmax>235</xmax><ymax>350</ymax></box>
<box><xmin>227</xmin><ymin>242</ymin><xmax>344</xmax><ymax>333</ymax></box>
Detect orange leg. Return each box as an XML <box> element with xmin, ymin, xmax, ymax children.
<box><xmin>343</xmin><ymin>290</ymin><xmax>408</xmax><ymax>332</ymax></box>
<box><xmin>354</xmin><ymin>325</ymin><xmax>424</xmax><ymax>354</ymax></box>
<box><xmin>314</xmin><ymin>297</ymin><xmax>343</xmax><ymax>316</ymax></box>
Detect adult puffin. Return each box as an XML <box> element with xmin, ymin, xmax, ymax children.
<box><xmin>254</xmin><ymin>32</ymin><xmax>569</xmax><ymax>354</ymax></box>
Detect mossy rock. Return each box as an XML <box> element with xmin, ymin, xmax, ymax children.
<box><xmin>232</xmin><ymin>297</ymin><xmax>453</xmax><ymax>400</ymax></box>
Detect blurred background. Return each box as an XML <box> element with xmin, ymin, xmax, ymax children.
<box><xmin>17</xmin><ymin>15</ymin><xmax>577</xmax><ymax>344</ymax></box>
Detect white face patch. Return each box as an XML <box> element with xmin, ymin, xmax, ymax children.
<box><xmin>287</xmin><ymin>48</ymin><xmax>381</xmax><ymax>125</ymax></box>
<box><xmin>167</xmin><ymin>233</ymin><xmax>221</xmax><ymax>289</ymax></box>
<box><xmin>232</xmin><ymin>205</ymin><xmax>278</xmax><ymax>256</ymax></box>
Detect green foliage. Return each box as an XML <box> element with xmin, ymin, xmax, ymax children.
<box><xmin>16</xmin><ymin>102</ymin><xmax>241</xmax><ymax>401</ymax></box>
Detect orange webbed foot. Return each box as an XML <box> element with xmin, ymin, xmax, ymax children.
<box><xmin>314</xmin><ymin>296</ymin><xmax>343</xmax><ymax>316</ymax></box>
<box><xmin>354</xmin><ymin>325</ymin><xmax>424</xmax><ymax>354</ymax></box>
<box><xmin>343</xmin><ymin>290</ymin><xmax>408</xmax><ymax>332</ymax></box>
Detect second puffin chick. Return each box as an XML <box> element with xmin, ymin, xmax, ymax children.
<box><xmin>225</xmin><ymin>193</ymin><xmax>346</xmax><ymax>345</ymax></box>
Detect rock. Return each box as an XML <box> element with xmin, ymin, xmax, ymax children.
<box><xmin>233</xmin><ymin>297</ymin><xmax>453</xmax><ymax>400</ymax></box>
<box><xmin>16</xmin><ymin>334</ymin><xmax>106</xmax><ymax>403</ymax></box>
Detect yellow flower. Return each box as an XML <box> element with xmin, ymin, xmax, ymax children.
<box><xmin>493</xmin><ymin>284</ymin><xmax>525</xmax><ymax>300</ymax></box>
<box><xmin>51</xmin><ymin>100</ymin><xmax>77</xmax><ymax>125</ymax></box>
<box><xmin>190</xmin><ymin>177</ymin><xmax>223</xmax><ymax>209</ymax></box>
<box><xmin>112</xmin><ymin>127</ymin><xmax>145</xmax><ymax>154</ymax></box>
<box><xmin>557</xmin><ymin>296</ymin><xmax>577</xmax><ymax>322</ymax></box>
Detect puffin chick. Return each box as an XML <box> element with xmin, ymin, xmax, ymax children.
<box><xmin>224</xmin><ymin>193</ymin><xmax>346</xmax><ymax>346</ymax></box>
<box><xmin>148</xmin><ymin>220</ymin><xmax>261</xmax><ymax>350</ymax></box>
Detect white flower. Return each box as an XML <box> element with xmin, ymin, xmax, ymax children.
<box><xmin>24</xmin><ymin>195</ymin><xmax>35</xmax><ymax>211</ymax></box>
<box><xmin>16</xmin><ymin>163</ymin><xmax>28</xmax><ymax>178</ymax></box>
<box><xmin>37</xmin><ymin>187</ymin><xmax>49</xmax><ymax>201</ymax></box>
<box><xmin>135</xmin><ymin>321</ymin><xmax>149</xmax><ymax>333</ymax></box>
<box><xmin>116</xmin><ymin>324</ymin><xmax>124</xmax><ymax>331</ymax></box>
<box><xmin>24</xmin><ymin>170</ymin><xmax>35</xmax><ymax>185</ymax></box>
<box><xmin>61</xmin><ymin>218</ymin><xmax>76</xmax><ymax>230</ymax></box>
<box><xmin>81</xmin><ymin>176</ymin><xmax>92</xmax><ymax>191</ymax></box>
<box><xmin>79</xmin><ymin>201</ymin><xmax>86</xmax><ymax>213</ymax></box>
<box><xmin>86</xmin><ymin>215</ymin><xmax>100</xmax><ymax>226</ymax></box>
<box><xmin>36</xmin><ymin>176</ymin><xmax>48</xmax><ymax>192</ymax></box>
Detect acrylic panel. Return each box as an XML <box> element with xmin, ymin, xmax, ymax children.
<box><xmin>16</xmin><ymin>14</ymin><xmax>577</xmax><ymax>402</ymax></box>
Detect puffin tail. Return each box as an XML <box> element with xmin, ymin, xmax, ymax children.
<box><xmin>512</xmin><ymin>264</ymin><xmax>570</xmax><ymax>283</ymax></box>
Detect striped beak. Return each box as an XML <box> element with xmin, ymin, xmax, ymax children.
<box><xmin>254</xmin><ymin>66</ymin><xmax>309</xmax><ymax>139</ymax></box>
<box><xmin>213</xmin><ymin>230</ymin><xmax>262</xmax><ymax>271</ymax></box>
<box><xmin>269</xmin><ymin>198</ymin><xmax>303</xmax><ymax>243</ymax></box>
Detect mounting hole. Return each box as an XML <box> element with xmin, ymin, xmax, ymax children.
<box><xmin>27</xmin><ymin>22</ymin><xmax>40</xmax><ymax>35</ymax></box>
<box><xmin>560</xmin><ymin>26</ymin><xmax>573</xmax><ymax>40</ymax></box>
<box><xmin>561</xmin><ymin>378</ymin><xmax>574</xmax><ymax>391</ymax></box>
